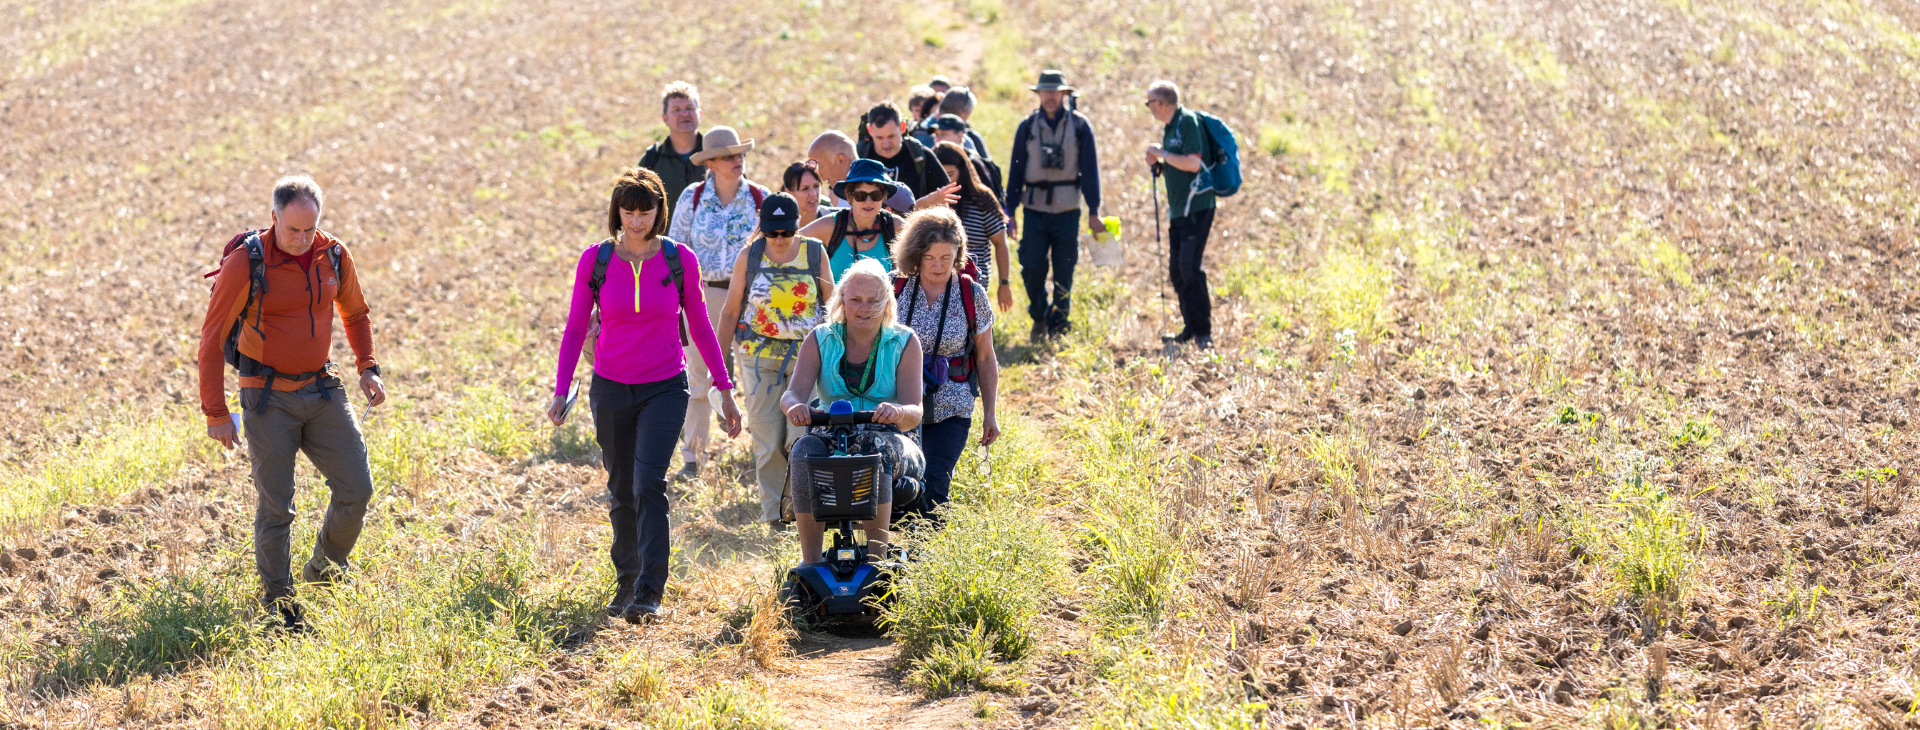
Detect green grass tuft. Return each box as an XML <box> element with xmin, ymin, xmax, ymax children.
<box><xmin>47</xmin><ymin>570</ymin><xmax>257</xmax><ymax>687</ymax></box>
<box><xmin>0</xmin><ymin>410</ymin><xmax>213</xmax><ymax>532</ymax></box>
<box><xmin>886</xmin><ymin>500</ymin><xmax>1064</xmax><ymax>662</ymax></box>
<box><xmin>905</xmin><ymin>619</ymin><xmax>1025</xmax><ymax>698</ymax></box>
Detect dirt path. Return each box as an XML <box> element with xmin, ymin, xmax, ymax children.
<box><xmin>760</xmin><ymin>634</ymin><xmax>978</xmax><ymax>729</ymax></box>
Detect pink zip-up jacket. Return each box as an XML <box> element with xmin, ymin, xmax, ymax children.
<box><xmin>555</xmin><ymin>238</ymin><xmax>734</xmax><ymax>397</ymax></box>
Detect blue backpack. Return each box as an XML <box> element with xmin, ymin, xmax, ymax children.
<box><xmin>1190</xmin><ymin>110</ymin><xmax>1242</xmax><ymax>201</ymax></box>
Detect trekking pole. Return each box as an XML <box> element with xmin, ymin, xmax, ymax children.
<box><xmin>1151</xmin><ymin>166</ymin><xmax>1167</xmax><ymax>337</ymax></box>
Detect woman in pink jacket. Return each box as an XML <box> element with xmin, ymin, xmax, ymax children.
<box><xmin>550</xmin><ymin>167</ymin><xmax>742</xmax><ymax>622</ymax></box>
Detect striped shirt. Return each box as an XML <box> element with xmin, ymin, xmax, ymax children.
<box><xmin>955</xmin><ymin>195</ymin><xmax>1006</xmax><ymax>279</ymax></box>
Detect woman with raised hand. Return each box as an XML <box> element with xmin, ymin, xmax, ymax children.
<box><xmin>779</xmin><ymin>258</ymin><xmax>926</xmax><ymax>565</ymax></box>
<box><xmin>798</xmin><ymin>158</ymin><xmax>908</xmax><ymax>282</ymax></box>
<box><xmin>551</xmin><ymin>167</ymin><xmax>742</xmax><ymax>623</ymax></box>
<box><xmin>715</xmin><ymin>193</ymin><xmax>835</xmax><ymax>534</ymax></box>
<box><xmin>781</xmin><ymin>160</ymin><xmax>832</xmax><ymax>230</ymax></box>
<box><xmin>931</xmin><ymin>141</ymin><xmax>1014</xmax><ymax>312</ymax></box>
<box><xmin>668</xmin><ymin>126</ymin><xmax>768</xmax><ymax>483</ymax></box>
<box><xmin>891</xmin><ymin>208</ymin><xmax>1000</xmax><ymax>523</ymax></box>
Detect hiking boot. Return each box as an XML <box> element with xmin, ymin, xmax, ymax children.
<box><xmin>1049</xmin><ymin>320</ymin><xmax>1073</xmax><ymax>338</ymax></box>
<box><xmin>264</xmin><ymin>596</ymin><xmax>309</xmax><ymax>633</ymax></box>
<box><xmin>300</xmin><ymin>558</ymin><xmax>349</xmax><ymax>587</ymax></box>
<box><xmin>1161</xmin><ymin>331</ymin><xmax>1195</xmax><ymax>343</ymax></box>
<box><xmin>1192</xmin><ymin>335</ymin><xmax>1213</xmax><ymax>350</ymax></box>
<box><xmin>672</xmin><ymin>462</ymin><xmax>700</xmax><ymax>483</ymax></box>
<box><xmin>605</xmin><ymin>583</ymin><xmax>636</xmax><ymax>618</ymax></box>
<box><xmin>1029</xmin><ymin>322</ymin><xmax>1047</xmax><ymax>344</ymax></box>
<box><xmin>623</xmin><ymin>588</ymin><xmax>663</xmax><ymax>624</ymax></box>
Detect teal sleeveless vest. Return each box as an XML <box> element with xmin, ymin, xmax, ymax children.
<box><xmin>814</xmin><ymin>322</ymin><xmax>910</xmax><ymax>411</ymax></box>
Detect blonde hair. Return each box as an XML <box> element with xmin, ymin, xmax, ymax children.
<box><xmin>891</xmin><ymin>207</ymin><xmax>967</xmax><ymax>277</ymax></box>
<box><xmin>827</xmin><ymin>258</ymin><xmax>898</xmax><ymax>325</ymax></box>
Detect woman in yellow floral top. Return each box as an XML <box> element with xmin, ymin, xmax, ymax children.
<box><xmin>716</xmin><ymin>192</ymin><xmax>837</xmax><ymax>532</ymax></box>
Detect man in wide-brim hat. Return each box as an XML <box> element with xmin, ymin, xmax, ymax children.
<box><xmin>1003</xmin><ymin>70</ymin><xmax>1103</xmax><ymax>343</ymax></box>
<box><xmin>671</xmin><ymin>125</ymin><xmax>771</xmax><ymax>483</ymax></box>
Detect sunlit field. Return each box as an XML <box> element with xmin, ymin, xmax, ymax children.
<box><xmin>2</xmin><ymin>0</ymin><xmax>1917</xmax><ymax>727</ymax></box>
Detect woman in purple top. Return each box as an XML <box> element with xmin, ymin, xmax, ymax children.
<box><xmin>549</xmin><ymin>167</ymin><xmax>742</xmax><ymax>623</ymax></box>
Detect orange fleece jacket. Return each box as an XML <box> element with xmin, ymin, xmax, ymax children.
<box><xmin>197</xmin><ymin>229</ymin><xmax>377</xmax><ymax>426</ymax></box>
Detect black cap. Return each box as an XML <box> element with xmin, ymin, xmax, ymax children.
<box><xmin>760</xmin><ymin>192</ymin><xmax>800</xmax><ymax>232</ymax></box>
<box><xmin>930</xmin><ymin>114</ymin><xmax>968</xmax><ymax>132</ymax></box>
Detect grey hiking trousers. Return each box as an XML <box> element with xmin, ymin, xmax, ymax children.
<box><xmin>240</xmin><ymin>377</ymin><xmax>373</xmax><ymax>602</ymax></box>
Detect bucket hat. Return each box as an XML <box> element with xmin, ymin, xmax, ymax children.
<box><xmin>1029</xmin><ymin>70</ymin><xmax>1074</xmax><ymax>92</ymax></box>
<box><xmin>690</xmin><ymin>126</ymin><xmax>754</xmax><ymax>164</ymax></box>
<box><xmin>832</xmin><ymin>158</ymin><xmax>902</xmax><ymax>200</ymax></box>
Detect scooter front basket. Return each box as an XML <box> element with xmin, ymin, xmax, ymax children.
<box><xmin>806</xmin><ymin>453</ymin><xmax>885</xmax><ymax>521</ymax></box>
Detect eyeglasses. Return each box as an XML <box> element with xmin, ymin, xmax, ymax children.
<box><xmin>765</xmin><ymin>230</ymin><xmax>796</xmax><ymax>239</ymax></box>
<box><xmin>845</xmin><ymin>189</ymin><xmax>890</xmax><ymax>203</ymax></box>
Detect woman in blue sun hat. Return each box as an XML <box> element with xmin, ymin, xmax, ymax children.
<box><xmin>799</xmin><ymin>158</ymin><xmax>909</xmax><ymax>282</ymax></box>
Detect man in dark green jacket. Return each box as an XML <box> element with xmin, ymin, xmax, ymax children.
<box><xmin>1144</xmin><ymin>80</ymin><xmax>1217</xmax><ymax>349</ymax></box>
<box><xmin>637</xmin><ymin>81</ymin><xmax>705</xmax><ymax>216</ymax></box>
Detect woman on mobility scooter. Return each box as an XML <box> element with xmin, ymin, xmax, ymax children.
<box><xmin>780</xmin><ymin>257</ymin><xmax>926</xmax><ymax>566</ymax></box>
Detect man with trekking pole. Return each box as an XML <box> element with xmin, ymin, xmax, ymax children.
<box><xmin>198</xmin><ymin>175</ymin><xmax>385</xmax><ymax>630</ymax></box>
<box><xmin>1144</xmin><ymin>79</ymin><xmax>1238</xmax><ymax>350</ymax></box>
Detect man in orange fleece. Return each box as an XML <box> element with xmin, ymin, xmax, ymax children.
<box><xmin>198</xmin><ymin>174</ymin><xmax>385</xmax><ymax>629</ymax></box>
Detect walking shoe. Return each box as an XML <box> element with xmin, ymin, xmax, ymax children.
<box><xmin>300</xmin><ymin>558</ymin><xmax>349</xmax><ymax>587</ymax></box>
<box><xmin>672</xmin><ymin>462</ymin><xmax>700</xmax><ymax>483</ymax></box>
<box><xmin>623</xmin><ymin>588</ymin><xmax>663</xmax><ymax>624</ymax></box>
<box><xmin>264</xmin><ymin>596</ymin><xmax>310</xmax><ymax>633</ymax></box>
<box><xmin>605</xmin><ymin>583</ymin><xmax>636</xmax><ymax>619</ymax></box>
<box><xmin>1050</xmin><ymin>320</ymin><xmax>1073</xmax><ymax>338</ymax></box>
<box><xmin>1161</xmin><ymin>331</ymin><xmax>1195</xmax><ymax>343</ymax></box>
<box><xmin>1192</xmin><ymin>335</ymin><xmax>1213</xmax><ymax>350</ymax></box>
<box><xmin>1029</xmin><ymin>322</ymin><xmax>1047</xmax><ymax>344</ymax></box>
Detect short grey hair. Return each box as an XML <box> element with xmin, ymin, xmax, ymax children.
<box><xmin>938</xmin><ymin>86</ymin><xmax>976</xmax><ymax>116</ymax></box>
<box><xmin>1147</xmin><ymin>80</ymin><xmax>1180</xmax><ymax>106</ymax></box>
<box><xmin>272</xmin><ymin>174</ymin><xmax>324</xmax><ymax>213</ymax></box>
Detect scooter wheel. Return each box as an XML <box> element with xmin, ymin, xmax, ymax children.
<box><xmin>781</xmin><ymin>574</ymin><xmax>826</xmax><ymax>623</ymax></box>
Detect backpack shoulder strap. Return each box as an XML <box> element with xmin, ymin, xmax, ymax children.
<box><xmin>588</xmin><ymin>240</ymin><xmax>616</xmax><ymax>310</ymax></box>
<box><xmin>957</xmin><ymin>274</ymin><xmax>979</xmax><ymax>340</ymax></box>
<box><xmin>662</xmin><ymin>240</ymin><xmax>690</xmax><ymax>345</ymax></box>
<box><xmin>661</xmin><ymin>240</ymin><xmax>687</xmax><ymax>300</ymax></box>
<box><xmin>322</xmin><ymin>236</ymin><xmax>344</xmax><ymax>282</ymax></box>
<box><xmin>639</xmin><ymin>142</ymin><xmax>662</xmax><ymax>169</ymax></box>
<box><xmin>881</xmin><ymin>212</ymin><xmax>902</xmax><ymax>241</ymax></box>
<box><xmin>242</xmin><ymin>232</ymin><xmax>269</xmax><ymax>336</ymax></box>
<box><xmin>688</xmin><ymin>180</ymin><xmax>707</xmax><ymax>219</ymax></box>
<box><xmin>826</xmin><ymin>210</ymin><xmax>850</xmax><ymax>256</ymax></box>
<box><xmin>806</xmin><ymin>237</ymin><xmax>829</xmax><ymax>297</ymax></box>
<box><xmin>749</xmin><ymin>183</ymin><xmax>768</xmax><ymax>210</ymax></box>
<box><xmin>742</xmin><ymin>236</ymin><xmax>768</xmax><ymax>286</ymax></box>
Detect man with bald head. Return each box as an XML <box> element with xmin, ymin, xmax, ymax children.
<box><xmin>808</xmin><ymin>130</ymin><xmax>954</xmax><ymax>214</ymax></box>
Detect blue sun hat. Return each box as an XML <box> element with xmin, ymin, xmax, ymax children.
<box><xmin>833</xmin><ymin>158</ymin><xmax>903</xmax><ymax>200</ymax></box>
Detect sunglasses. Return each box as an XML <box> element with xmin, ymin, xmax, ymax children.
<box><xmin>765</xmin><ymin>230</ymin><xmax>797</xmax><ymax>239</ymax></box>
<box><xmin>845</xmin><ymin>189</ymin><xmax>890</xmax><ymax>203</ymax></box>
<box><xmin>708</xmin><ymin>153</ymin><xmax>744</xmax><ymax>163</ymax></box>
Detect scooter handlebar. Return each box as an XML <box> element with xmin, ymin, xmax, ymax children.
<box><xmin>807</xmin><ymin>408</ymin><xmax>878</xmax><ymax>427</ymax></box>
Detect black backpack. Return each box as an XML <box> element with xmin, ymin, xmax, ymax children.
<box><xmin>587</xmin><ymin>238</ymin><xmax>689</xmax><ymax>345</ymax></box>
<box><xmin>824</xmin><ymin>209</ymin><xmax>906</xmax><ymax>258</ymax></box>
<box><xmin>202</xmin><ymin>230</ymin><xmax>345</xmax><ymax>408</ymax></box>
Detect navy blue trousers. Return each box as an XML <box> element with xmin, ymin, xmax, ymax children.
<box><xmin>590</xmin><ymin>372</ymin><xmax>689</xmax><ymax>598</ymax></box>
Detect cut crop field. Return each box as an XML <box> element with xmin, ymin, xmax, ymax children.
<box><xmin>2</xmin><ymin>0</ymin><xmax>1918</xmax><ymax>727</ymax></box>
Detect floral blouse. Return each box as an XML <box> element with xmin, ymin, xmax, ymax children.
<box><xmin>669</xmin><ymin>178</ymin><xmax>765</xmax><ymax>281</ymax></box>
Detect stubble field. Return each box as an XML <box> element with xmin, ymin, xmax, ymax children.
<box><xmin>2</xmin><ymin>0</ymin><xmax>1918</xmax><ymax>727</ymax></box>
